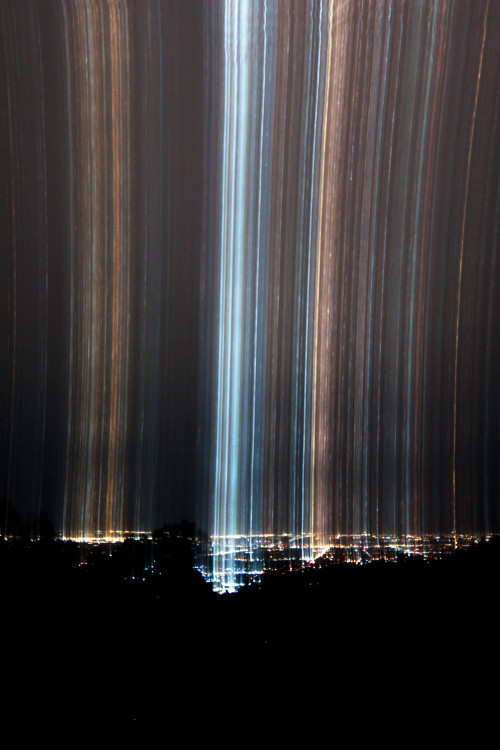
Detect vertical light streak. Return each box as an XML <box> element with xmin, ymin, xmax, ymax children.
<box><xmin>1</xmin><ymin>0</ymin><xmax>498</xmax><ymax>571</ymax></box>
<box><xmin>107</xmin><ymin>0</ymin><xmax>130</xmax><ymax>537</ymax></box>
<box><xmin>311</xmin><ymin>0</ymin><xmax>335</xmax><ymax>559</ymax></box>
<box><xmin>452</xmin><ymin>1</ymin><xmax>489</xmax><ymax>545</ymax></box>
<box><xmin>62</xmin><ymin>0</ymin><xmax>130</xmax><ymax>540</ymax></box>
<box><xmin>107</xmin><ymin>0</ymin><xmax>121</xmax><ymax>536</ymax></box>
<box><xmin>212</xmin><ymin>0</ymin><xmax>252</xmax><ymax>591</ymax></box>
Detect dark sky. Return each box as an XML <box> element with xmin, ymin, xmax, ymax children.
<box><xmin>1</xmin><ymin>0</ymin><xmax>499</xmax><ymax>540</ymax></box>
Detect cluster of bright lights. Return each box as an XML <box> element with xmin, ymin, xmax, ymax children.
<box><xmin>60</xmin><ymin>530</ymin><xmax>153</xmax><ymax>544</ymax></box>
<box><xmin>202</xmin><ymin>533</ymin><xmax>488</xmax><ymax>592</ymax></box>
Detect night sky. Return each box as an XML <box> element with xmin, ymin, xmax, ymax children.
<box><xmin>1</xmin><ymin>0</ymin><xmax>499</xmax><ymax>544</ymax></box>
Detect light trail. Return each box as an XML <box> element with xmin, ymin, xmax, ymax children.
<box><xmin>201</xmin><ymin>0</ymin><xmax>500</xmax><ymax>591</ymax></box>
<box><xmin>60</xmin><ymin>0</ymin><xmax>132</xmax><ymax>540</ymax></box>
<box><xmin>1</xmin><ymin>1</ymin><xmax>498</xmax><ymax>578</ymax></box>
<box><xmin>452</xmin><ymin>0</ymin><xmax>490</xmax><ymax>548</ymax></box>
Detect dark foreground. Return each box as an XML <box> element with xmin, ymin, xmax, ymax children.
<box><xmin>2</xmin><ymin>534</ymin><xmax>499</xmax><ymax>731</ymax></box>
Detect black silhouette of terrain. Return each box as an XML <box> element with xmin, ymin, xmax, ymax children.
<box><xmin>2</xmin><ymin>524</ymin><xmax>498</xmax><ymax>730</ymax></box>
